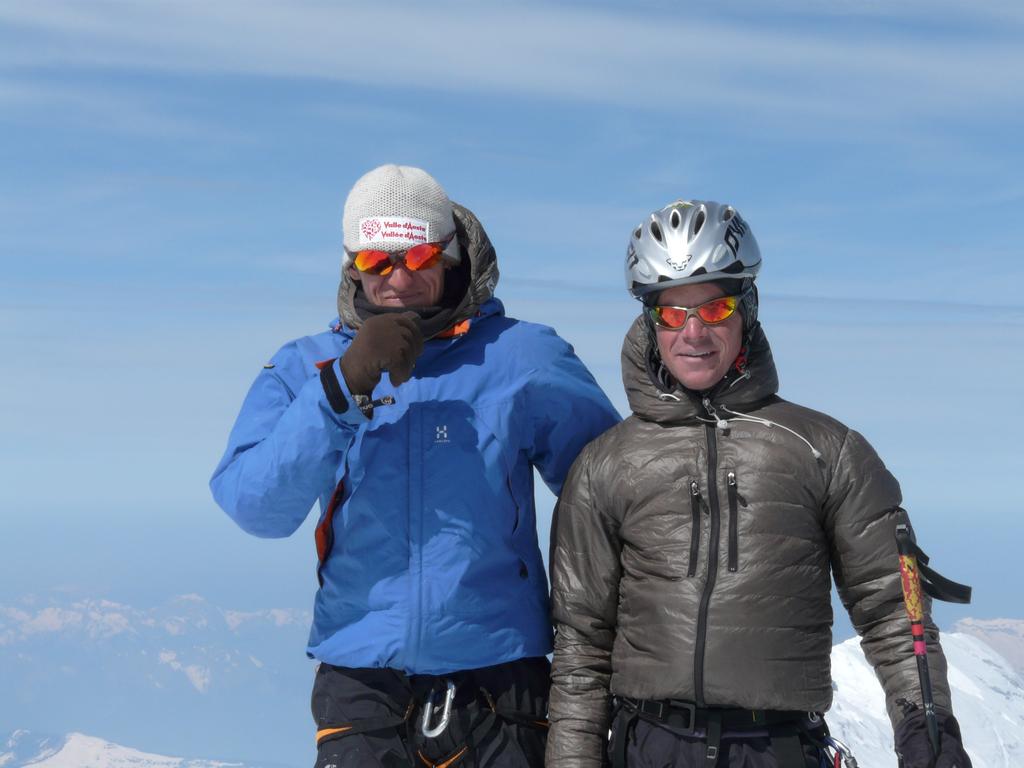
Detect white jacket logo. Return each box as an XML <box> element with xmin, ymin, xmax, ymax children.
<box><xmin>435</xmin><ymin>425</ymin><xmax>449</xmax><ymax>443</ymax></box>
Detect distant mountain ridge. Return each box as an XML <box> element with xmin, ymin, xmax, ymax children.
<box><xmin>0</xmin><ymin>594</ymin><xmax>315</xmax><ymax>766</ymax></box>
<box><xmin>955</xmin><ymin>617</ymin><xmax>1024</xmax><ymax>676</ymax></box>
<box><xmin>3</xmin><ymin>595</ymin><xmax>1022</xmax><ymax>767</ymax></box>
<box><xmin>0</xmin><ymin>730</ymin><xmax>283</xmax><ymax>768</ymax></box>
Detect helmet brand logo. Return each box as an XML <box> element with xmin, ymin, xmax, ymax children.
<box><xmin>626</xmin><ymin>244</ymin><xmax>639</xmax><ymax>269</ymax></box>
<box><xmin>666</xmin><ymin>254</ymin><xmax>691</xmax><ymax>271</ymax></box>
<box><xmin>724</xmin><ymin>215</ymin><xmax>749</xmax><ymax>258</ymax></box>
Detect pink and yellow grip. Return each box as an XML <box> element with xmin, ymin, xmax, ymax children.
<box><xmin>898</xmin><ymin>554</ymin><xmax>928</xmax><ymax>655</ymax></box>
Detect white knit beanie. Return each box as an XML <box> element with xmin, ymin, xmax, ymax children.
<box><xmin>342</xmin><ymin>164</ymin><xmax>460</xmax><ymax>264</ymax></box>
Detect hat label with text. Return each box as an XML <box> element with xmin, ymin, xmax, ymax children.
<box><xmin>359</xmin><ymin>217</ymin><xmax>430</xmax><ymax>246</ymax></box>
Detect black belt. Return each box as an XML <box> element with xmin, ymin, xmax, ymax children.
<box><xmin>612</xmin><ymin>697</ymin><xmax>825</xmax><ymax>768</ymax></box>
<box><xmin>619</xmin><ymin>696</ymin><xmax>809</xmax><ymax>733</ymax></box>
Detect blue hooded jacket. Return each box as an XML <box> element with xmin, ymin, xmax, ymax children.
<box><xmin>210</xmin><ymin>204</ymin><xmax>620</xmax><ymax>674</ymax></box>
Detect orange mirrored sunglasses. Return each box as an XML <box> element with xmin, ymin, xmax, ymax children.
<box><xmin>649</xmin><ymin>294</ymin><xmax>744</xmax><ymax>329</ymax></box>
<box><xmin>349</xmin><ymin>232</ymin><xmax>455</xmax><ymax>276</ymax></box>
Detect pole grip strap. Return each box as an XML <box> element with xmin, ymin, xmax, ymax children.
<box><xmin>895</xmin><ymin>522</ymin><xmax>972</xmax><ymax>604</ymax></box>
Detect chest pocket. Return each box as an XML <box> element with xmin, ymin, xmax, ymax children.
<box><xmin>727</xmin><ymin>470</ymin><xmax>743</xmax><ymax>572</ymax></box>
<box><xmin>623</xmin><ymin>477</ymin><xmax>704</xmax><ymax>581</ymax></box>
<box><xmin>418</xmin><ymin>400</ymin><xmax>521</xmax><ymax>542</ymax></box>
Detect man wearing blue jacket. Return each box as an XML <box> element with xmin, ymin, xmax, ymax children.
<box><xmin>210</xmin><ymin>165</ymin><xmax>620</xmax><ymax>767</ymax></box>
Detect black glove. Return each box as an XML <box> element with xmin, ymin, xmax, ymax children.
<box><xmin>339</xmin><ymin>312</ymin><xmax>424</xmax><ymax>396</ymax></box>
<box><xmin>895</xmin><ymin>708</ymin><xmax>972</xmax><ymax>768</ymax></box>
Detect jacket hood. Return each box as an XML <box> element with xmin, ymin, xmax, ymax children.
<box><xmin>336</xmin><ymin>201</ymin><xmax>500</xmax><ymax>331</ymax></box>
<box><xmin>621</xmin><ymin>314</ymin><xmax>780</xmax><ymax>422</ymax></box>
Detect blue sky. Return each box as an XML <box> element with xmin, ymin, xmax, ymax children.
<box><xmin>2</xmin><ymin>0</ymin><xmax>1022</xmax><ymax>647</ymax></box>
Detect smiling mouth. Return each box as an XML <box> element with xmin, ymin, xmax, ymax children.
<box><xmin>680</xmin><ymin>351</ymin><xmax>716</xmax><ymax>358</ymax></box>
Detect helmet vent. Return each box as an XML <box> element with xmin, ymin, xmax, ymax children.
<box><xmin>633</xmin><ymin>226</ymin><xmax>642</xmax><ymax>239</ymax></box>
<box><xmin>669</xmin><ymin>209</ymin><xmax>681</xmax><ymax>229</ymax></box>
<box><xmin>693</xmin><ymin>210</ymin><xmax>705</xmax><ymax>237</ymax></box>
<box><xmin>722</xmin><ymin>207</ymin><xmax>735</xmax><ymax>221</ymax></box>
<box><xmin>650</xmin><ymin>220</ymin><xmax>664</xmax><ymax>243</ymax></box>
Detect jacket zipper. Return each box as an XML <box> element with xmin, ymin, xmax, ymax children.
<box><xmin>727</xmin><ymin>471</ymin><xmax>738</xmax><ymax>572</ymax></box>
<box><xmin>694</xmin><ymin>398</ymin><xmax>722</xmax><ymax>708</ymax></box>
<box><xmin>409</xmin><ymin>406</ymin><xmax>423</xmax><ymax>668</ymax></box>
<box><xmin>688</xmin><ymin>481</ymin><xmax>701</xmax><ymax>578</ymax></box>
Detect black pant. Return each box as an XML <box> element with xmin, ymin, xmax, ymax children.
<box><xmin>609</xmin><ymin>708</ymin><xmax>828</xmax><ymax>768</ymax></box>
<box><xmin>312</xmin><ymin>657</ymin><xmax>549</xmax><ymax>768</ymax></box>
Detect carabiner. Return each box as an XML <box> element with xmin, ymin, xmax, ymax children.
<box><xmin>420</xmin><ymin>680</ymin><xmax>456</xmax><ymax>738</ymax></box>
<box><xmin>823</xmin><ymin>735</ymin><xmax>858</xmax><ymax>768</ymax></box>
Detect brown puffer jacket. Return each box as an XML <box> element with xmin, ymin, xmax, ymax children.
<box><xmin>546</xmin><ymin>317</ymin><xmax>951</xmax><ymax>767</ymax></box>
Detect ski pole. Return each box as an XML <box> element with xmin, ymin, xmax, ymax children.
<box><xmin>894</xmin><ymin>520</ymin><xmax>971</xmax><ymax>765</ymax></box>
<box><xmin>895</xmin><ymin>524</ymin><xmax>940</xmax><ymax>756</ymax></box>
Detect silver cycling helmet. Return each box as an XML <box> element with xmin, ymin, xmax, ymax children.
<box><xmin>625</xmin><ymin>199</ymin><xmax>761</xmax><ymax>299</ymax></box>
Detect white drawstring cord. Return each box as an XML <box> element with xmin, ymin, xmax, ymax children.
<box><xmin>659</xmin><ymin>390</ymin><xmax>822</xmax><ymax>461</ymax></box>
<box><xmin>724</xmin><ymin>369</ymin><xmax>751</xmax><ymax>391</ymax></box>
<box><xmin>718</xmin><ymin>405</ymin><xmax>823</xmax><ymax>460</ymax></box>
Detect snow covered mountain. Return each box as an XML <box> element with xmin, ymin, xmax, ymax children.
<box><xmin>3</xmin><ymin>594</ymin><xmax>1021</xmax><ymax>767</ymax></box>
<box><xmin>0</xmin><ymin>730</ymin><xmax>275</xmax><ymax>768</ymax></box>
<box><xmin>955</xmin><ymin>617</ymin><xmax>1024</xmax><ymax>676</ymax></box>
<box><xmin>0</xmin><ymin>594</ymin><xmax>315</xmax><ymax>765</ymax></box>
<box><xmin>830</xmin><ymin>631</ymin><xmax>1024</xmax><ymax>767</ymax></box>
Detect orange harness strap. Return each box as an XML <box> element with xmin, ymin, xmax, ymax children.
<box><xmin>417</xmin><ymin>745</ymin><xmax>468</xmax><ymax>768</ymax></box>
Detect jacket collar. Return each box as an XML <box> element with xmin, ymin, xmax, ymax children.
<box><xmin>329</xmin><ymin>297</ymin><xmax>504</xmax><ymax>341</ymax></box>
<box><xmin>621</xmin><ymin>314</ymin><xmax>780</xmax><ymax>423</ymax></box>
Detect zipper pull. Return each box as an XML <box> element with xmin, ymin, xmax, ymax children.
<box><xmin>703</xmin><ymin>397</ymin><xmax>729</xmax><ymax>430</ymax></box>
<box><xmin>727</xmin><ymin>472</ymin><xmax>736</xmax><ymax>487</ymax></box>
<box><xmin>691</xmin><ymin>481</ymin><xmax>709</xmax><ymax>515</ymax></box>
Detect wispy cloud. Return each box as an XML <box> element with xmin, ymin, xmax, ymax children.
<box><xmin>0</xmin><ymin>75</ymin><xmax>248</xmax><ymax>140</ymax></box>
<box><xmin>739</xmin><ymin>0</ymin><xmax>1024</xmax><ymax>26</ymax></box>
<box><xmin>0</xmin><ymin>599</ymin><xmax>135</xmax><ymax>640</ymax></box>
<box><xmin>0</xmin><ymin>595</ymin><xmax>309</xmax><ymax>643</ymax></box>
<box><xmin>1</xmin><ymin>1</ymin><xmax>1020</xmax><ymax>132</ymax></box>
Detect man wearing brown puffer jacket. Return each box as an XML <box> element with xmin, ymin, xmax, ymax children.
<box><xmin>547</xmin><ymin>200</ymin><xmax>971</xmax><ymax>768</ymax></box>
